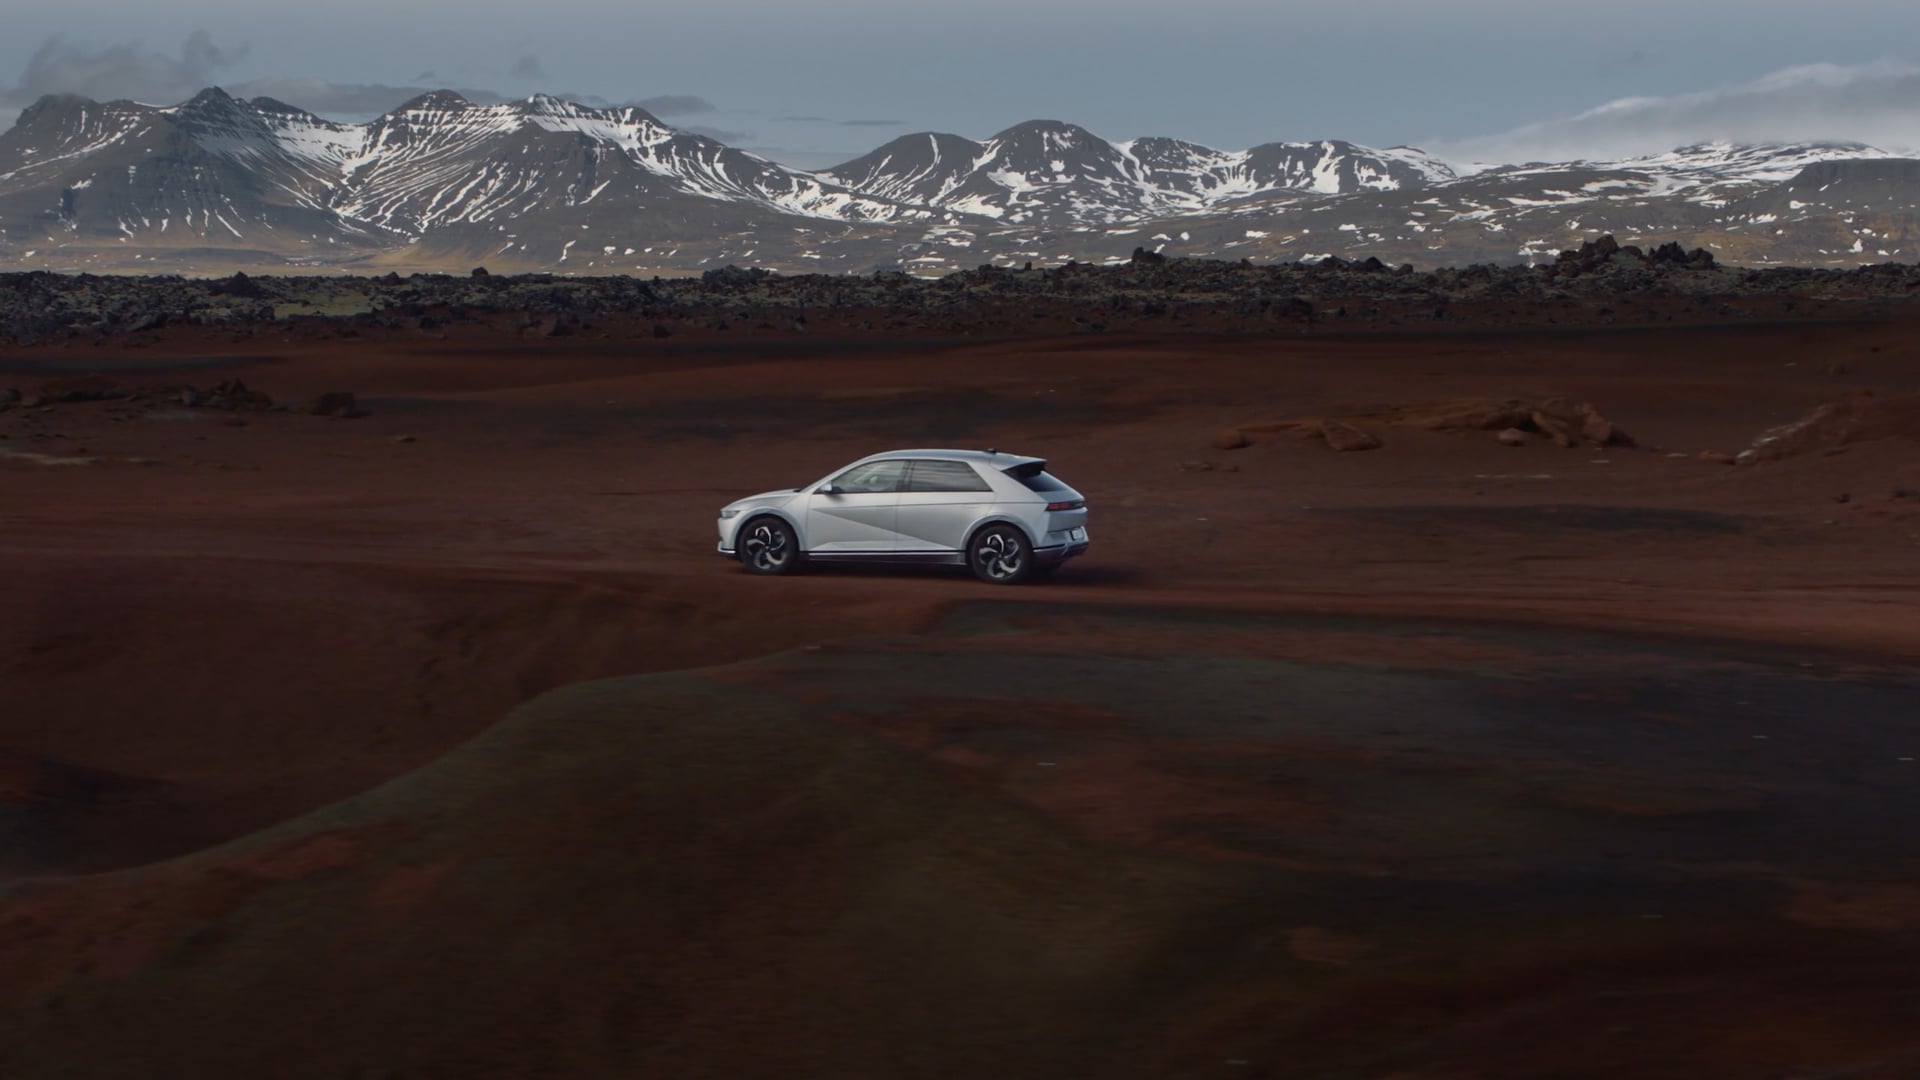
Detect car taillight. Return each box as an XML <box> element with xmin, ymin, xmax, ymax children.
<box><xmin>1046</xmin><ymin>500</ymin><xmax>1084</xmax><ymax>511</ymax></box>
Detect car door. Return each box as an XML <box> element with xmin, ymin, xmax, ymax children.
<box><xmin>893</xmin><ymin>458</ymin><xmax>996</xmax><ymax>552</ymax></box>
<box><xmin>803</xmin><ymin>460</ymin><xmax>906</xmax><ymax>552</ymax></box>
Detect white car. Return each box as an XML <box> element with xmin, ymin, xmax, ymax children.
<box><xmin>716</xmin><ymin>449</ymin><xmax>1090</xmax><ymax>584</ymax></box>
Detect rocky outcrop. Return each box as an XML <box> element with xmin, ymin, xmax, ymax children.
<box><xmin>1320</xmin><ymin>420</ymin><xmax>1382</xmax><ymax>452</ymax></box>
<box><xmin>1349</xmin><ymin>397</ymin><xmax>1635</xmax><ymax>447</ymax></box>
<box><xmin>1735</xmin><ymin>393</ymin><xmax>1920</xmax><ymax>465</ymax></box>
<box><xmin>5</xmin><ymin>378</ymin><xmax>309</xmax><ymax>417</ymax></box>
<box><xmin>1550</xmin><ymin>235</ymin><xmax>1717</xmax><ymax>278</ymax></box>
<box><xmin>182</xmin><ymin>379</ymin><xmax>273</xmax><ymax>410</ymax></box>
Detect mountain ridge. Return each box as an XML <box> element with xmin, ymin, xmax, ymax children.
<box><xmin>0</xmin><ymin>88</ymin><xmax>1914</xmax><ymax>275</ymax></box>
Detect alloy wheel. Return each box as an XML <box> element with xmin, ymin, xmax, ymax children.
<box><xmin>743</xmin><ymin>521</ymin><xmax>793</xmax><ymax>573</ymax></box>
<box><xmin>973</xmin><ymin>529</ymin><xmax>1025</xmax><ymax>582</ymax></box>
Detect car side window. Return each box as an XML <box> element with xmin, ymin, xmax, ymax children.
<box><xmin>829</xmin><ymin>460</ymin><xmax>907</xmax><ymax>493</ymax></box>
<box><xmin>905</xmin><ymin>459</ymin><xmax>993</xmax><ymax>493</ymax></box>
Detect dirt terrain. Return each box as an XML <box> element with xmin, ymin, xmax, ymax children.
<box><xmin>2</xmin><ymin>301</ymin><xmax>1920</xmax><ymax>1078</ymax></box>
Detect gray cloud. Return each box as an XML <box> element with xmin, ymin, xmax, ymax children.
<box><xmin>773</xmin><ymin>114</ymin><xmax>903</xmax><ymax>127</ymax></box>
<box><xmin>633</xmin><ymin>94</ymin><xmax>715</xmax><ymax>116</ymax></box>
<box><xmin>759</xmin><ymin>149</ymin><xmax>875</xmax><ymax>171</ymax></box>
<box><xmin>684</xmin><ymin>124</ymin><xmax>751</xmax><ymax>143</ymax></box>
<box><xmin>1437</xmin><ymin>61</ymin><xmax>1920</xmax><ymax>166</ymax></box>
<box><xmin>0</xmin><ymin>35</ymin><xmax>718</xmax><ymax>126</ymax></box>
<box><xmin>0</xmin><ymin>30</ymin><xmax>246</xmax><ymax>110</ymax></box>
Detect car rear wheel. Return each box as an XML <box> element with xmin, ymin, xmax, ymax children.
<box><xmin>740</xmin><ymin>517</ymin><xmax>800</xmax><ymax>575</ymax></box>
<box><xmin>968</xmin><ymin>525</ymin><xmax>1034</xmax><ymax>585</ymax></box>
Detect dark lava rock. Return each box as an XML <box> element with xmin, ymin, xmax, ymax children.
<box><xmin>0</xmin><ymin>246</ymin><xmax>1913</xmax><ymax>347</ymax></box>
<box><xmin>212</xmin><ymin>272</ymin><xmax>266</xmax><ymax>299</ymax></box>
<box><xmin>702</xmin><ymin>265</ymin><xmax>775</xmax><ymax>288</ymax></box>
<box><xmin>1648</xmin><ymin>241</ymin><xmax>1717</xmax><ymax>270</ymax></box>
<box><xmin>1553</xmin><ymin>235</ymin><xmax>1622</xmax><ymax>275</ymax></box>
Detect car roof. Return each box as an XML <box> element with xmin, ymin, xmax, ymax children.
<box><xmin>855</xmin><ymin>448</ymin><xmax>1045</xmax><ymax>469</ymax></box>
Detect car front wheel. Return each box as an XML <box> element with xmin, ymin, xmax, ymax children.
<box><xmin>968</xmin><ymin>525</ymin><xmax>1034</xmax><ymax>585</ymax></box>
<box><xmin>740</xmin><ymin>517</ymin><xmax>800</xmax><ymax>575</ymax></box>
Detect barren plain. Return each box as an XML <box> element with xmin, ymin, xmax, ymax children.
<box><xmin>2</xmin><ymin>274</ymin><xmax>1919</xmax><ymax>1078</ymax></box>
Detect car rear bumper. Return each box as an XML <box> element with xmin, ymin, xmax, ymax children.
<box><xmin>1033</xmin><ymin>522</ymin><xmax>1088</xmax><ymax>564</ymax></box>
<box><xmin>1033</xmin><ymin>540</ymin><xmax>1089</xmax><ymax>567</ymax></box>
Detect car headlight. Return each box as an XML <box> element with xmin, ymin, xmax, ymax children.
<box><xmin>718</xmin><ymin>508</ymin><xmax>742</xmax><ymax>519</ymax></box>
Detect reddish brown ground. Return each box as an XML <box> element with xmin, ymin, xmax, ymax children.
<box><xmin>2</xmin><ymin>308</ymin><xmax>1920</xmax><ymax>1077</ymax></box>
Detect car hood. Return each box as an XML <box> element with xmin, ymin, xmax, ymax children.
<box><xmin>722</xmin><ymin>488</ymin><xmax>800</xmax><ymax>512</ymax></box>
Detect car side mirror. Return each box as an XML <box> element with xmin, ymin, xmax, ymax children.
<box><xmin>816</xmin><ymin>484</ymin><xmax>841</xmax><ymax>495</ymax></box>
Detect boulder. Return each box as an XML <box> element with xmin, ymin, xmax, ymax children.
<box><xmin>1530</xmin><ymin>410</ymin><xmax>1577</xmax><ymax>448</ymax></box>
<box><xmin>1320</xmin><ymin>420</ymin><xmax>1382</xmax><ymax>452</ymax></box>
<box><xmin>308</xmin><ymin>392</ymin><xmax>359</xmax><ymax>418</ymax></box>
<box><xmin>1578</xmin><ymin>404</ymin><xmax>1635</xmax><ymax>447</ymax></box>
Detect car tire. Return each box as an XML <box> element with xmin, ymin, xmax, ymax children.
<box><xmin>968</xmin><ymin>524</ymin><xmax>1034</xmax><ymax>585</ymax></box>
<box><xmin>739</xmin><ymin>517</ymin><xmax>801</xmax><ymax>575</ymax></box>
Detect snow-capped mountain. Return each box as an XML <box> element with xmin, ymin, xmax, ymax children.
<box><xmin>0</xmin><ymin>88</ymin><xmax>1914</xmax><ymax>274</ymax></box>
<box><xmin>0</xmin><ymin>89</ymin><xmax>387</xmax><ymax>258</ymax></box>
<box><xmin>332</xmin><ymin>91</ymin><xmax>924</xmax><ymax>233</ymax></box>
<box><xmin>0</xmin><ymin>88</ymin><xmax>937</xmax><ymax>267</ymax></box>
<box><xmin>823</xmin><ymin>121</ymin><xmax>1455</xmax><ymax>223</ymax></box>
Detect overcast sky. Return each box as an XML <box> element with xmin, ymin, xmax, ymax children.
<box><xmin>3</xmin><ymin>0</ymin><xmax>1919</xmax><ymax>170</ymax></box>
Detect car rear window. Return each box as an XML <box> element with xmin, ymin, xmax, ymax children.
<box><xmin>906</xmin><ymin>459</ymin><xmax>992</xmax><ymax>492</ymax></box>
<box><xmin>1004</xmin><ymin>461</ymin><xmax>1071</xmax><ymax>493</ymax></box>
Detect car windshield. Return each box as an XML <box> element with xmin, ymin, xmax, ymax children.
<box><xmin>830</xmin><ymin>460</ymin><xmax>907</xmax><ymax>493</ymax></box>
